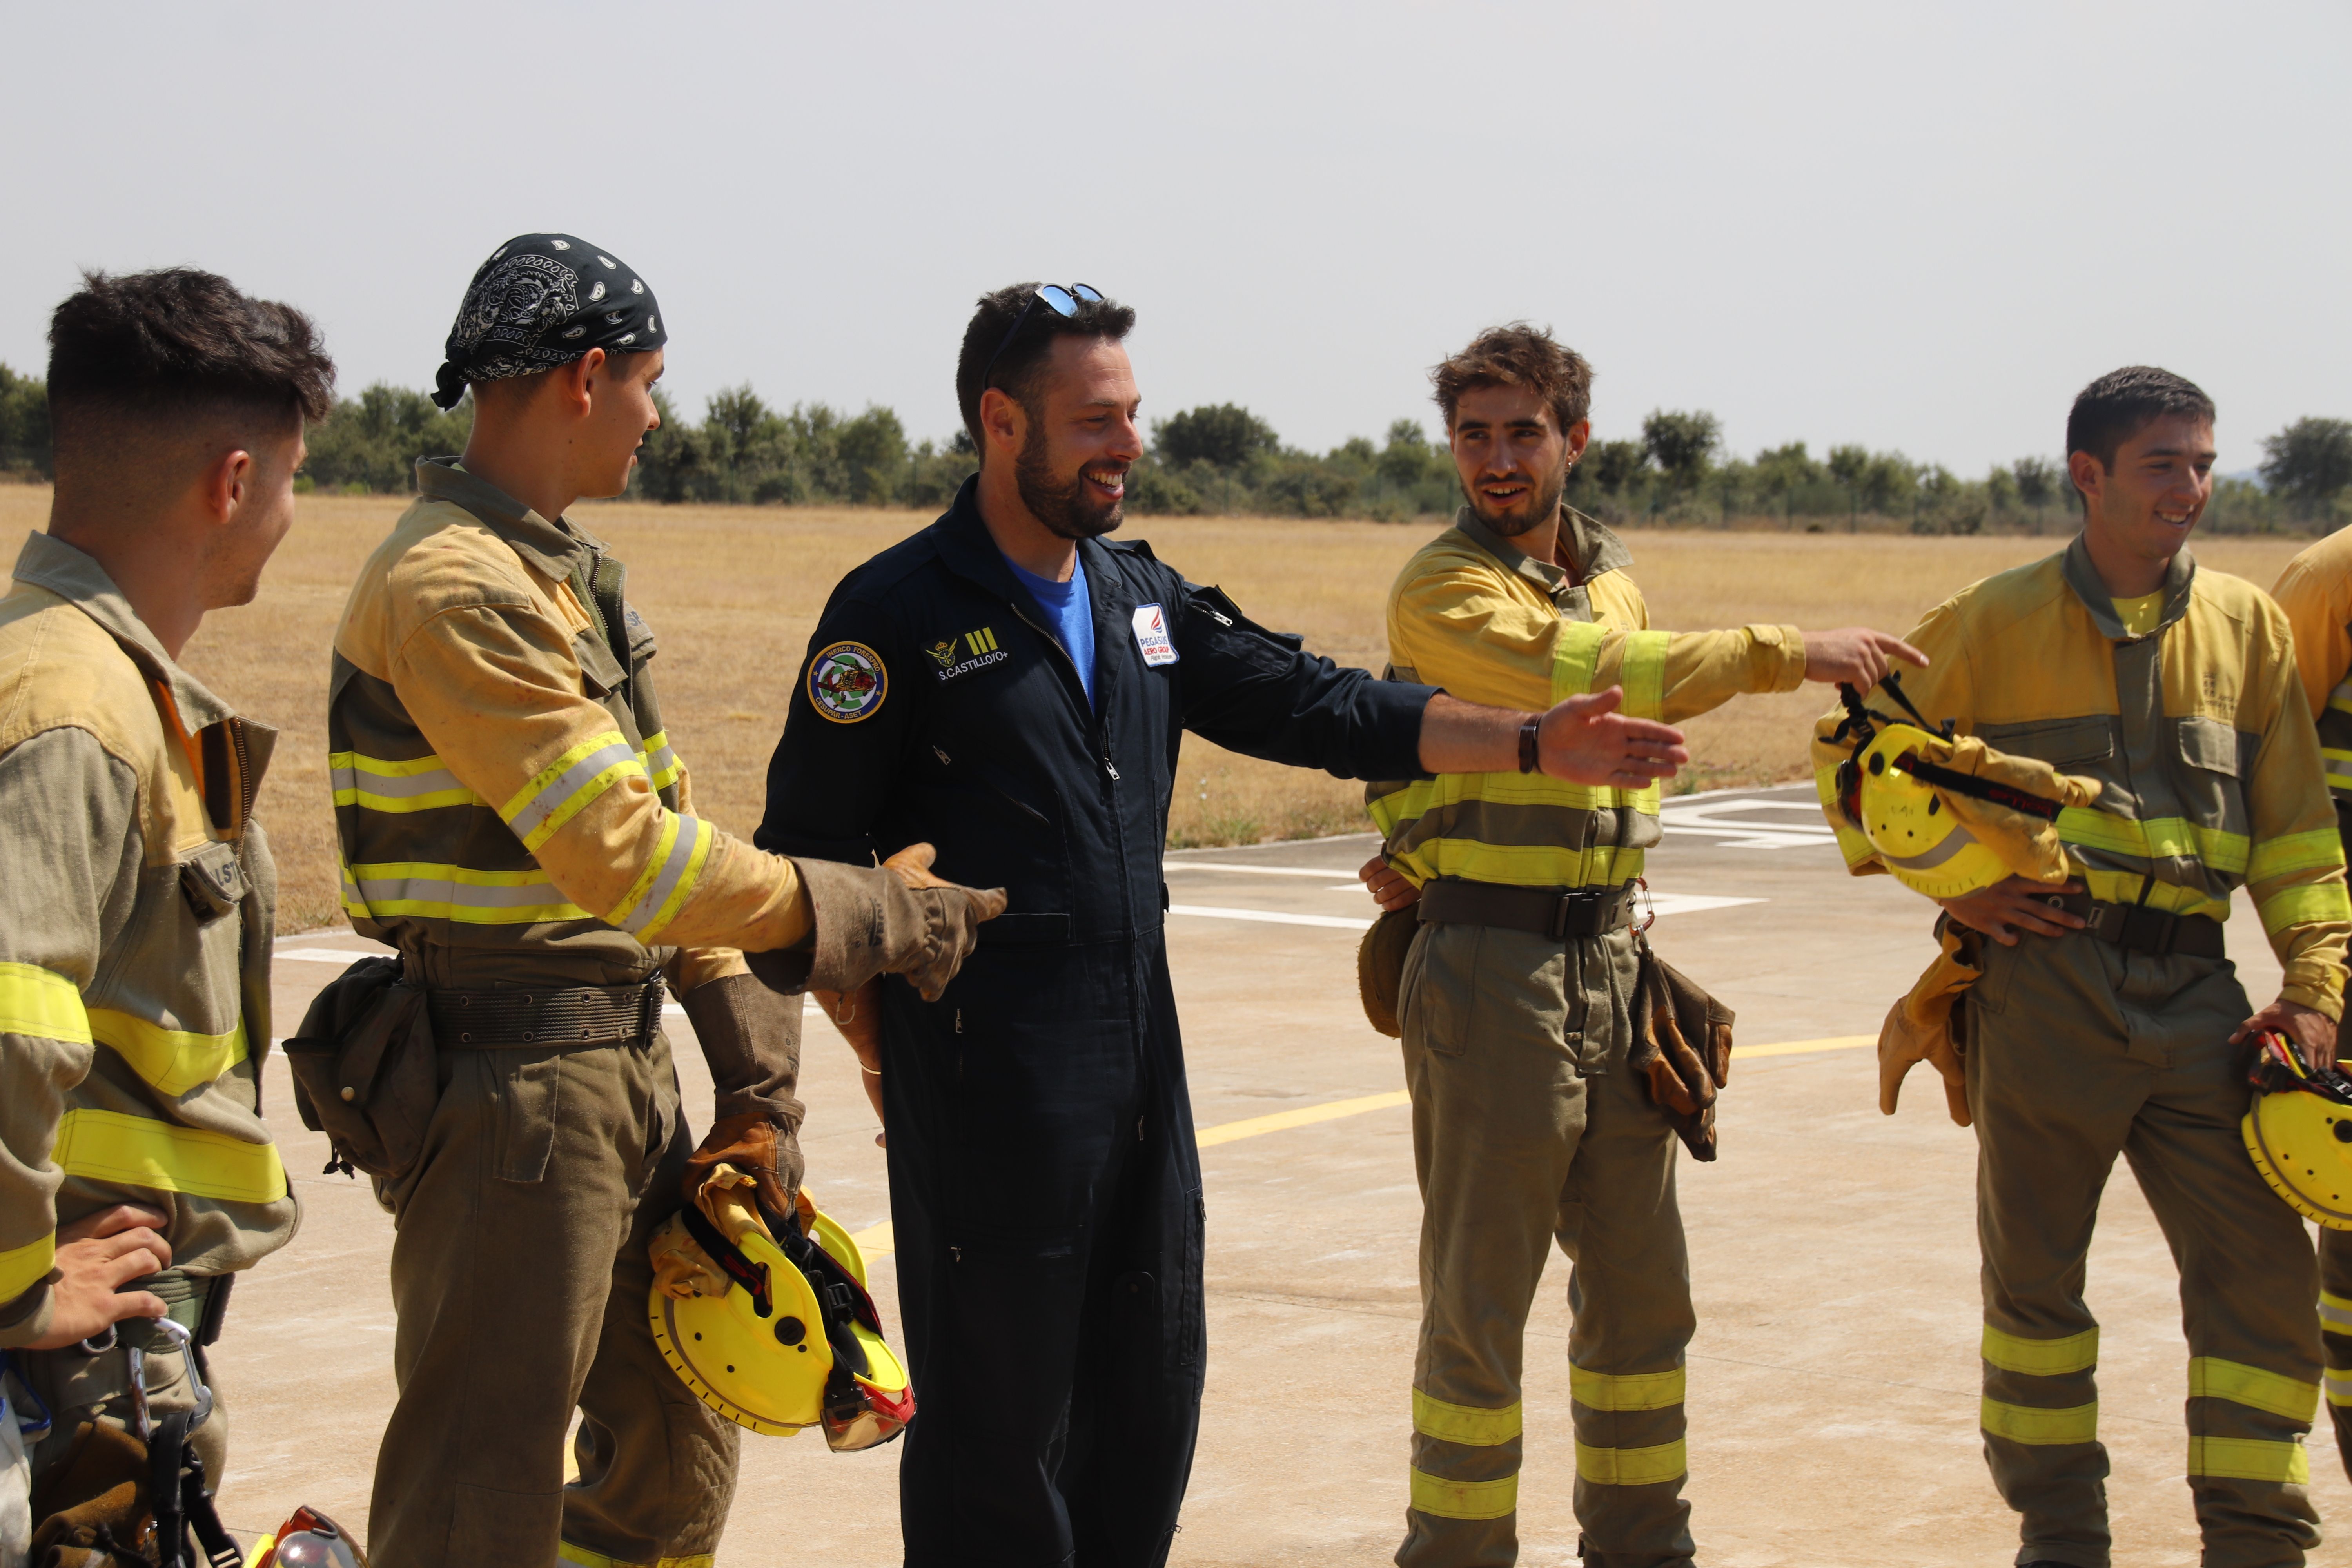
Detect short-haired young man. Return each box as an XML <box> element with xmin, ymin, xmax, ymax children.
<box><xmin>1362</xmin><ymin>324</ymin><xmax>1921</xmax><ymax>1568</ymax></box>
<box><xmin>2266</xmin><ymin>527</ymin><xmax>2352</xmax><ymax>1481</ymax></box>
<box><xmin>335</xmin><ymin>234</ymin><xmax>1002</xmax><ymax>1568</ymax></box>
<box><xmin>1818</xmin><ymin>367</ymin><xmax>2347</xmax><ymax>1568</ymax></box>
<box><xmin>758</xmin><ymin>286</ymin><xmax>1691</xmax><ymax>1567</ymax></box>
<box><xmin>0</xmin><ymin>269</ymin><xmax>331</xmax><ymax>1507</ymax></box>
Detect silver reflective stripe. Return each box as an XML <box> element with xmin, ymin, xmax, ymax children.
<box><xmin>2321</xmin><ymin>1292</ymin><xmax>2352</xmax><ymax>1334</ymax></box>
<box><xmin>2327</xmin><ymin>1368</ymin><xmax>2352</xmax><ymax>1407</ymax></box>
<box><xmin>617</xmin><ymin>815</ymin><xmax>709</xmax><ymax>936</ymax></box>
<box><xmin>505</xmin><ymin>738</ymin><xmax>640</xmax><ymax>846</ymax></box>
<box><xmin>332</xmin><ymin>761</ymin><xmax>472</xmax><ymax>802</ymax></box>
<box><xmin>1880</xmin><ymin>824</ymin><xmax>1983</xmax><ymax>873</ymax></box>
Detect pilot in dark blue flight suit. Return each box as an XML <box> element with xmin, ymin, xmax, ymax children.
<box><xmin>756</xmin><ymin>283</ymin><xmax>1684</xmax><ymax>1567</ymax></box>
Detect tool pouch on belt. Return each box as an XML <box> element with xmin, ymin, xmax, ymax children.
<box><xmin>1356</xmin><ymin>906</ymin><xmax>1416</xmax><ymax>1039</ymax></box>
<box><xmin>282</xmin><ymin>956</ymin><xmax>438</xmax><ymax>1181</ymax></box>
<box><xmin>1626</xmin><ymin>935</ymin><xmax>1735</xmax><ymax>1161</ymax></box>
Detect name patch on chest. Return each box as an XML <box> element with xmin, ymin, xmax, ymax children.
<box><xmin>1132</xmin><ymin>603</ymin><xmax>1179</xmax><ymax>666</ymax></box>
<box><xmin>927</xmin><ymin>626</ymin><xmax>1009</xmax><ymax>683</ymax></box>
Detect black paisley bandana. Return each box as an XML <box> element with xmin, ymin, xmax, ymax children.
<box><xmin>431</xmin><ymin>233</ymin><xmax>667</xmax><ymax>409</ymax></box>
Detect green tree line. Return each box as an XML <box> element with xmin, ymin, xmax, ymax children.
<box><xmin>2</xmin><ymin>363</ymin><xmax>2348</xmax><ymax>534</ymax></box>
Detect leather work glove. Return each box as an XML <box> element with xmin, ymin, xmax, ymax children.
<box><xmin>682</xmin><ymin>1114</ymin><xmax>802</xmax><ymax>1240</ymax></box>
<box><xmin>746</xmin><ymin>842</ymin><xmax>1007</xmax><ymax>1002</ymax></box>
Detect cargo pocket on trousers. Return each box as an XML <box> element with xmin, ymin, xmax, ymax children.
<box><xmin>492</xmin><ymin>1051</ymin><xmax>563</xmax><ymax>1184</ymax></box>
<box><xmin>449</xmin><ymin>1482</ymin><xmax>561</xmax><ymax>1563</ymax></box>
<box><xmin>1403</xmin><ymin>924</ymin><xmax>1480</xmax><ymax>1058</ymax></box>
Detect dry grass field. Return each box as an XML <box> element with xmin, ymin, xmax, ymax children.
<box><xmin>0</xmin><ymin>485</ymin><xmax>2312</xmax><ymax>933</ymax></box>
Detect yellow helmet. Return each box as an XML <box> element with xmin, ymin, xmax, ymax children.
<box><xmin>2242</xmin><ymin>1031</ymin><xmax>2352</xmax><ymax>1230</ymax></box>
<box><xmin>649</xmin><ymin>1191</ymin><xmax>915</xmax><ymax>1450</ymax></box>
<box><xmin>1847</xmin><ymin>724</ymin><xmax>2017</xmax><ymax>900</ymax></box>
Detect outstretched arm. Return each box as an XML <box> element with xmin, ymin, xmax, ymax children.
<box><xmin>1416</xmin><ymin>688</ymin><xmax>1688</xmax><ymax>788</ymax></box>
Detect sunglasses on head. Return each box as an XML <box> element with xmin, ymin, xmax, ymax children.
<box><xmin>980</xmin><ymin>283</ymin><xmax>1104</xmax><ymax>391</ymax></box>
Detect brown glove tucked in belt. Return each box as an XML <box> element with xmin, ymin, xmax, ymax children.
<box><xmin>1628</xmin><ymin>937</ymin><xmax>1736</xmax><ymax>1162</ymax></box>
<box><xmin>1878</xmin><ymin>922</ymin><xmax>1980</xmax><ymax>1128</ymax></box>
<box><xmin>743</xmin><ymin>843</ymin><xmax>1007</xmax><ymax>1001</ymax></box>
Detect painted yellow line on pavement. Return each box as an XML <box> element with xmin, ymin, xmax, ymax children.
<box><xmin>1196</xmin><ymin>1089</ymin><xmax>1411</xmax><ymax>1146</ymax></box>
<box><xmin>1733</xmin><ymin>1034</ymin><xmax>1876</xmax><ymax>1061</ymax></box>
<box><xmin>845</xmin><ymin>1035</ymin><xmax>1872</xmax><ymax>1258</ymax></box>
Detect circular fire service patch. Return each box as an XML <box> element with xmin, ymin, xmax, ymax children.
<box><xmin>808</xmin><ymin>641</ymin><xmax>888</xmax><ymax>723</ymax></box>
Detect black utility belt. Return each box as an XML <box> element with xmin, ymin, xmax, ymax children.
<box><xmin>427</xmin><ymin>979</ymin><xmax>665</xmax><ymax>1050</ymax></box>
<box><xmin>1418</xmin><ymin>879</ymin><xmax>1634</xmax><ymax>940</ymax></box>
<box><xmin>2043</xmin><ymin>893</ymin><xmax>2225</xmax><ymax>960</ymax></box>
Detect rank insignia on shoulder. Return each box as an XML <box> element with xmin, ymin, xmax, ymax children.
<box><xmin>809</xmin><ymin>641</ymin><xmax>888</xmax><ymax>722</ymax></box>
<box><xmin>1132</xmin><ymin>603</ymin><xmax>1179</xmax><ymax>666</ymax></box>
<box><xmin>929</xmin><ymin>626</ymin><xmax>1008</xmax><ymax>683</ymax></box>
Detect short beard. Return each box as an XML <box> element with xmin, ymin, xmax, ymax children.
<box><xmin>1464</xmin><ymin>465</ymin><xmax>1566</xmax><ymax>538</ymax></box>
<box><xmin>1015</xmin><ymin>417</ymin><xmax>1123</xmax><ymax>541</ymax></box>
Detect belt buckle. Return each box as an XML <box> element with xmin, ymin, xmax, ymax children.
<box><xmin>1546</xmin><ymin>894</ymin><xmax>1573</xmax><ymax>942</ymax></box>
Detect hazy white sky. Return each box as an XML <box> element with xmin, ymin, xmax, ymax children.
<box><xmin>6</xmin><ymin>1</ymin><xmax>2345</xmax><ymax>474</ymax></box>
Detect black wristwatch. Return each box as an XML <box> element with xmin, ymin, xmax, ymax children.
<box><xmin>1517</xmin><ymin>714</ymin><xmax>1542</xmax><ymax>774</ymax></box>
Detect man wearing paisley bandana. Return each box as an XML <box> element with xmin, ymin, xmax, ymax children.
<box><xmin>332</xmin><ymin>234</ymin><xmax>1003</xmax><ymax>1568</ymax></box>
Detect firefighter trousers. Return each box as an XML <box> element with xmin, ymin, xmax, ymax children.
<box><xmin>1395</xmin><ymin>919</ymin><xmax>1695</xmax><ymax>1568</ymax></box>
<box><xmin>2318</xmin><ymin>1227</ymin><xmax>2352</xmax><ymax>1480</ymax></box>
<box><xmin>366</xmin><ymin>1020</ymin><xmax>739</xmax><ymax>1568</ymax></box>
<box><xmin>1967</xmin><ymin>929</ymin><xmax>2321</xmax><ymax>1568</ymax></box>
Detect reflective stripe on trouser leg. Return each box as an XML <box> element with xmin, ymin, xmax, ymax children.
<box><xmin>1395</xmin><ymin>920</ymin><xmax>1586</xmax><ymax>1568</ymax></box>
<box><xmin>2320</xmin><ymin>1233</ymin><xmax>2352</xmax><ymax>1485</ymax></box>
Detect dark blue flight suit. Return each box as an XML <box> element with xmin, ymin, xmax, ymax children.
<box><xmin>757</xmin><ymin>479</ymin><xmax>1432</xmax><ymax>1566</ymax></box>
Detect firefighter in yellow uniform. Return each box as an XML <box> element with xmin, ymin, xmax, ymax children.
<box><xmin>1361</xmin><ymin>326</ymin><xmax>1920</xmax><ymax>1568</ymax></box>
<box><xmin>340</xmin><ymin>235</ymin><xmax>1000</xmax><ymax>1568</ymax></box>
<box><xmin>0</xmin><ymin>269</ymin><xmax>335</xmax><ymax>1536</ymax></box>
<box><xmin>1818</xmin><ymin>367</ymin><xmax>2347</xmax><ymax>1568</ymax></box>
<box><xmin>2268</xmin><ymin>523</ymin><xmax>2352</xmax><ymax>1478</ymax></box>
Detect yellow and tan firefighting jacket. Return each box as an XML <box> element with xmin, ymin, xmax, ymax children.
<box><xmin>330</xmin><ymin>459</ymin><xmax>808</xmax><ymax>1001</ymax></box>
<box><xmin>1368</xmin><ymin>507</ymin><xmax>1808</xmax><ymax>888</ymax></box>
<box><xmin>1813</xmin><ymin>533</ymin><xmax>2350</xmax><ymax>1017</ymax></box>
<box><xmin>0</xmin><ymin>533</ymin><xmax>294</xmax><ymax>1347</ymax></box>
<box><xmin>2270</xmin><ymin>524</ymin><xmax>2352</xmax><ymax>803</ymax></box>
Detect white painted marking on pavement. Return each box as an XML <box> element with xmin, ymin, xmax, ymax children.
<box><xmin>1659</xmin><ymin>795</ymin><xmax>1838</xmax><ymax>851</ymax></box>
<box><xmin>1164</xmin><ymin>861</ymin><xmax>1361</xmax><ymax>878</ymax></box>
<box><xmin>1169</xmin><ymin>904</ymin><xmax>1372</xmax><ymax>930</ymax></box>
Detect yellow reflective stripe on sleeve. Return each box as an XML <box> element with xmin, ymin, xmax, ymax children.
<box><xmin>1551</xmin><ymin>621</ymin><xmax>1606</xmax><ymax>704</ymax></box>
<box><xmin>2260</xmin><ymin>881</ymin><xmax>2352</xmax><ymax>936</ymax></box>
<box><xmin>2188</xmin><ymin>1435</ymin><xmax>2309</xmax><ymax>1485</ymax></box>
<box><xmin>1982</xmin><ymin>1325</ymin><xmax>2098</xmax><ymax>1377</ymax></box>
<box><xmin>1570</xmin><ymin>1365</ymin><xmax>1686</xmax><ymax>1411</ymax></box>
<box><xmin>1408</xmin><ymin>1467</ymin><xmax>1517</xmax><ymax>1521</ymax></box>
<box><xmin>1412</xmin><ymin>1388</ymin><xmax>1521</xmax><ymax>1446</ymax></box>
<box><xmin>340</xmin><ymin>861</ymin><xmax>592</xmax><ymax>926</ymax></box>
<box><xmin>2323</xmin><ymin>749</ymin><xmax>2352</xmax><ymax>789</ymax></box>
<box><xmin>1575</xmin><ymin>1438</ymin><xmax>1688</xmax><ymax>1486</ymax></box>
<box><xmin>328</xmin><ymin>750</ymin><xmax>483</xmax><ymax>812</ymax></box>
<box><xmin>52</xmin><ymin>1109</ymin><xmax>286</xmax><ymax>1203</ymax></box>
<box><xmin>2323</xmin><ymin>1368</ymin><xmax>2352</xmax><ymax>1407</ymax></box>
<box><xmin>0</xmin><ymin>1232</ymin><xmax>56</xmax><ymax>1301</ymax></box>
<box><xmin>0</xmin><ymin>962</ymin><xmax>92</xmax><ymax>1044</ymax></box>
<box><xmin>2249</xmin><ymin>829</ymin><xmax>2348</xmax><ymax>884</ymax></box>
<box><xmin>1619</xmin><ymin>631</ymin><xmax>1669</xmax><ymax>719</ymax></box>
<box><xmin>611</xmin><ymin>814</ymin><xmax>715</xmax><ymax>942</ymax></box>
<box><xmin>2189</xmin><ymin>1357</ymin><xmax>2319</xmax><ymax>1421</ymax></box>
<box><xmin>2320</xmin><ymin>1290</ymin><xmax>2352</xmax><ymax>1334</ymax></box>
<box><xmin>2056</xmin><ymin>808</ymin><xmax>2249</xmax><ymax>875</ymax></box>
<box><xmin>500</xmin><ymin>733</ymin><xmax>643</xmax><ymax>851</ymax></box>
<box><xmin>638</xmin><ymin>730</ymin><xmax>684</xmax><ymax>793</ymax></box>
<box><xmin>87</xmin><ymin>1009</ymin><xmax>247</xmax><ymax>1098</ymax></box>
<box><xmin>1981</xmin><ymin>1397</ymin><xmax>2098</xmax><ymax>1445</ymax></box>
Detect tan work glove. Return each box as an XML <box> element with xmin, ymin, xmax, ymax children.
<box><xmin>745</xmin><ymin>842</ymin><xmax>1006</xmax><ymax>1001</ymax></box>
<box><xmin>682</xmin><ymin>1113</ymin><xmax>802</xmax><ymax>1239</ymax></box>
<box><xmin>1880</xmin><ymin>924</ymin><xmax>1980</xmax><ymax>1127</ymax></box>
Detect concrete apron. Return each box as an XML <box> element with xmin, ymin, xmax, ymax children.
<box><xmin>216</xmin><ymin>785</ymin><xmax>2343</xmax><ymax>1567</ymax></box>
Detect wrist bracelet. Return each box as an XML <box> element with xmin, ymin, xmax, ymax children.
<box><xmin>1518</xmin><ymin>713</ymin><xmax>1542</xmax><ymax>774</ymax></box>
<box><xmin>860</xmin><ymin>1063</ymin><xmax>882</xmax><ymax>1076</ymax></box>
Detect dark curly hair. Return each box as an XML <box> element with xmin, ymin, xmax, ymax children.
<box><xmin>955</xmin><ymin>282</ymin><xmax>1136</xmax><ymax>456</ymax></box>
<box><xmin>48</xmin><ymin>267</ymin><xmax>336</xmax><ymax>470</ymax></box>
<box><xmin>1432</xmin><ymin>323</ymin><xmax>1593</xmax><ymax>435</ymax></box>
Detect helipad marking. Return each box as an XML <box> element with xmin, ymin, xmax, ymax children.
<box><xmin>847</xmin><ymin>1034</ymin><xmax>1870</xmax><ymax>1258</ymax></box>
<box><xmin>1165</xmin><ymin>862</ymin><xmax>1361</xmax><ymax>878</ymax></box>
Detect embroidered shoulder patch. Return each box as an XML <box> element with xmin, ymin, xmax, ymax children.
<box><xmin>808</xmin><ymin>641</ymin><xmax>888</xmax><ymax>723</ymax></box>
<box><xmin>1132</xmin><ymin>603</ymin><xmax>1179</xmax><ymax>666</ymax></box>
